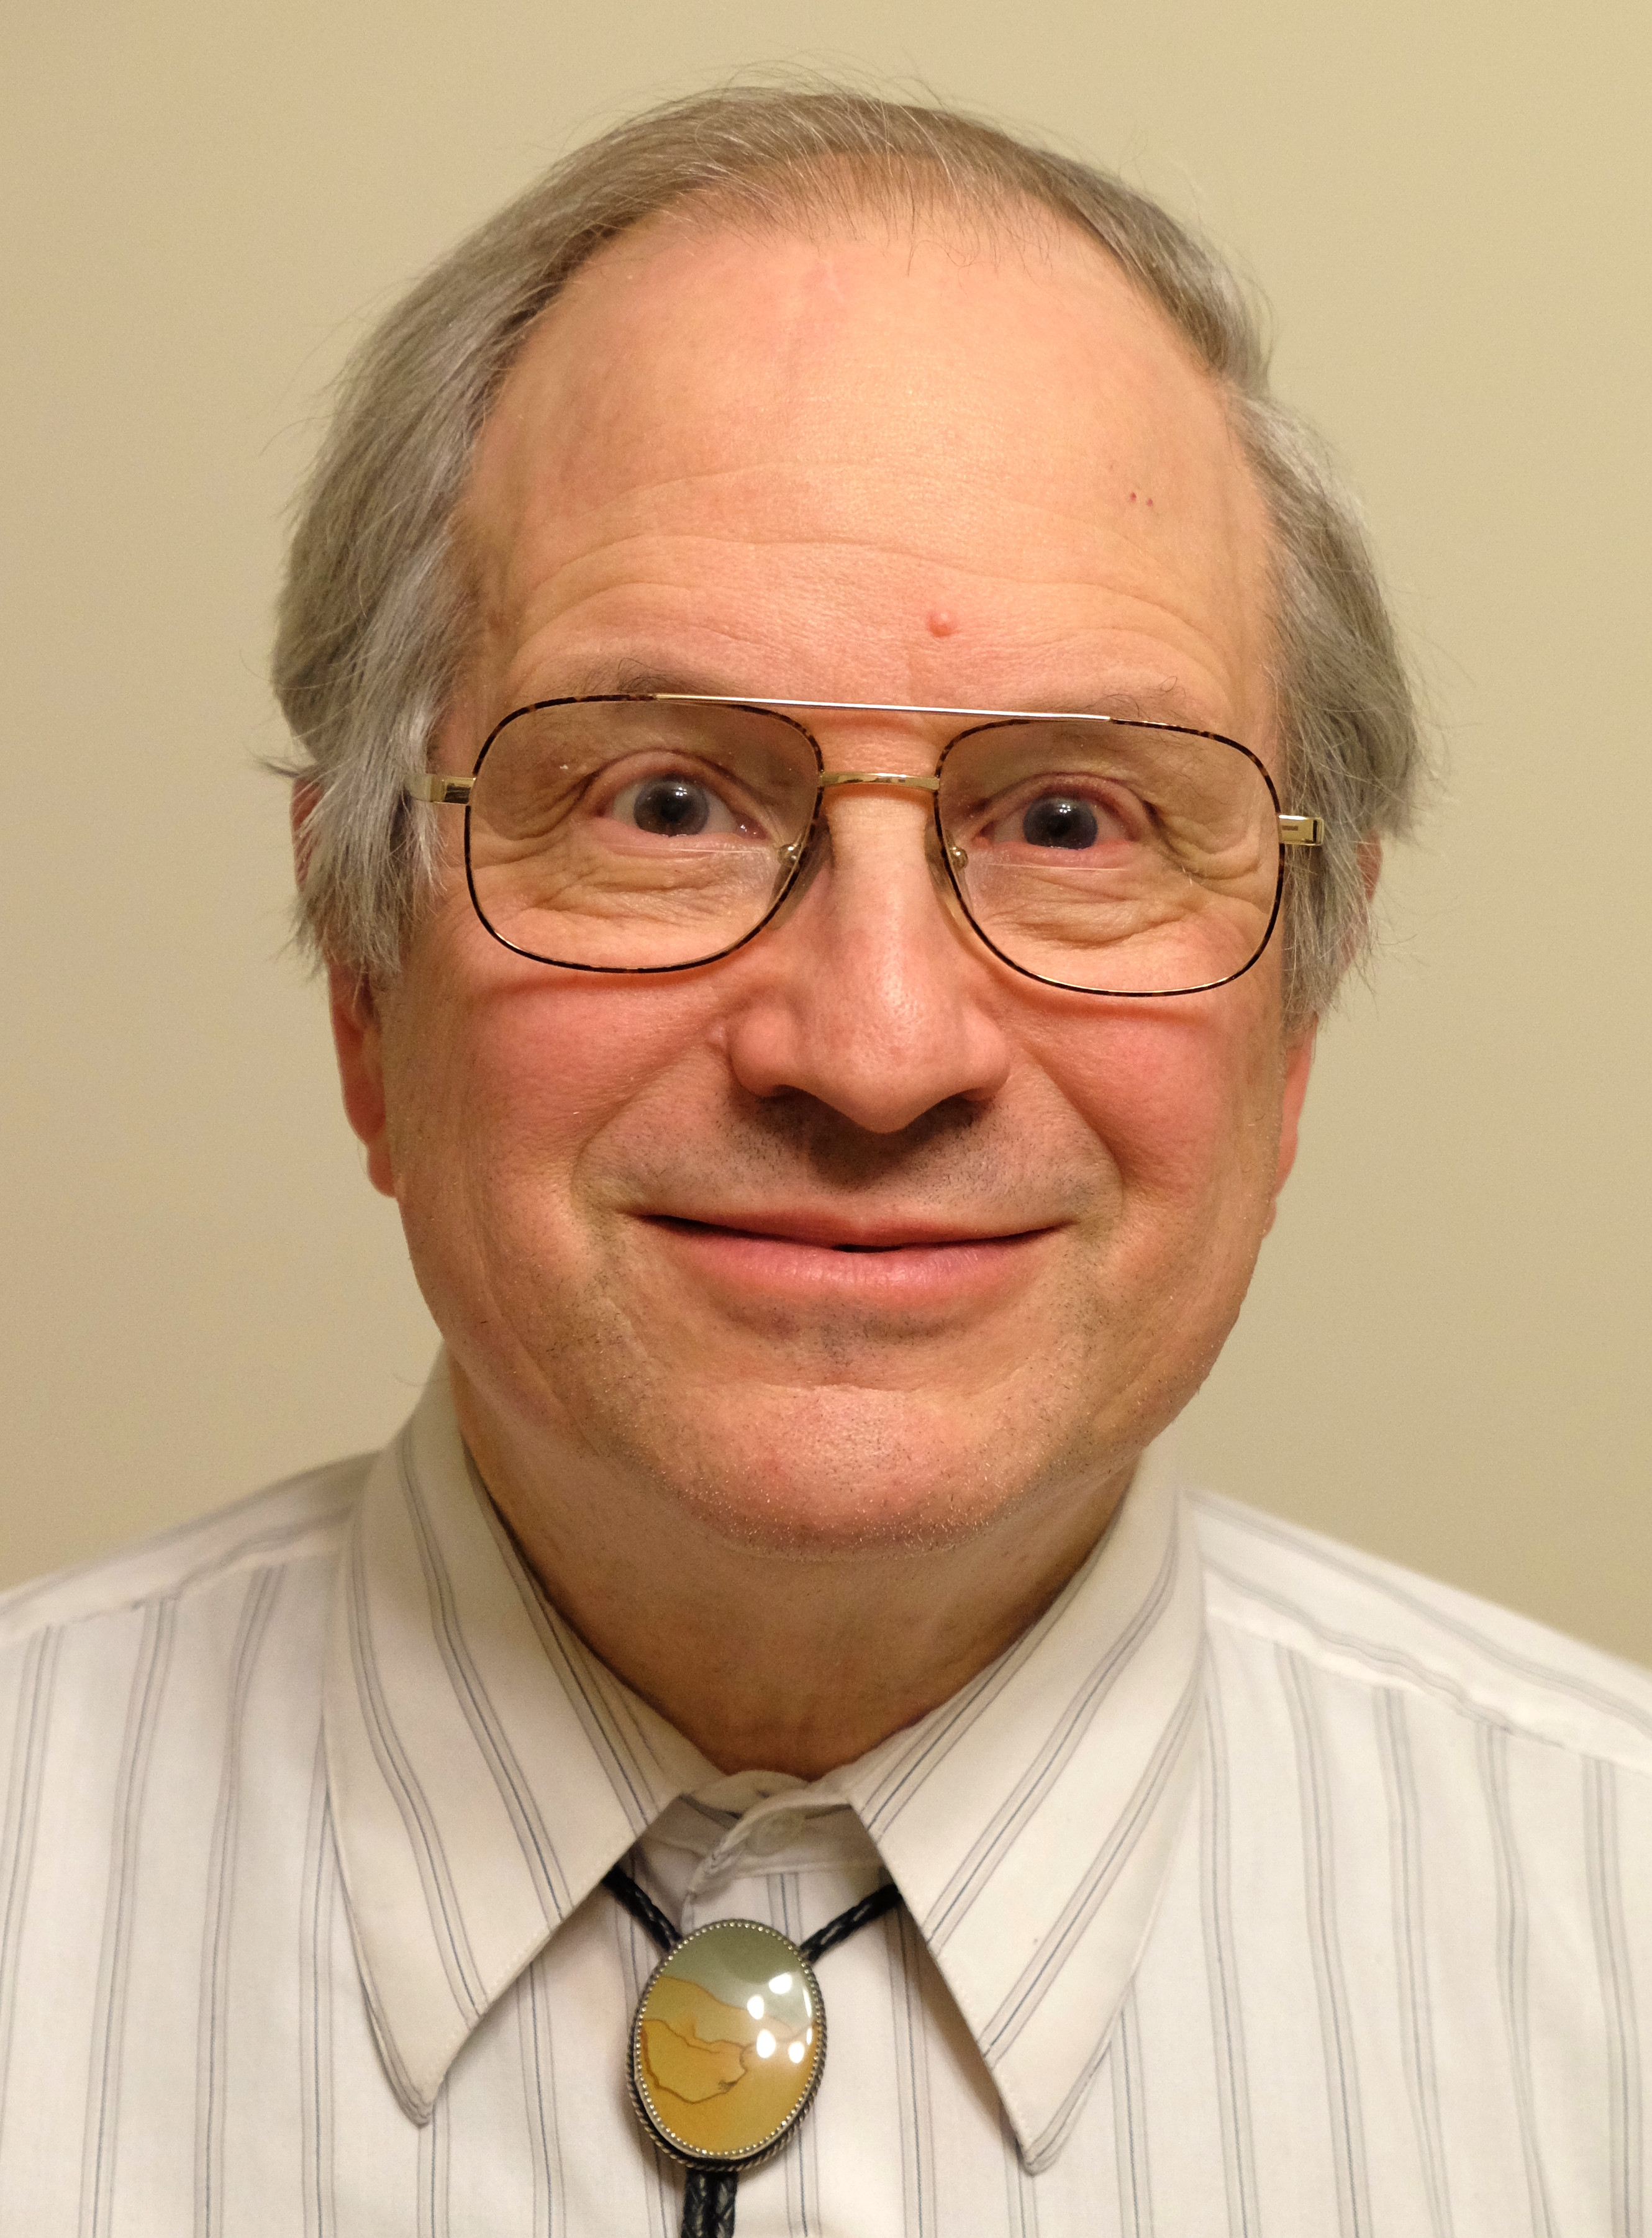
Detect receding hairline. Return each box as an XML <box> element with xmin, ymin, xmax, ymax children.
<box><xmin>582</xmin><ymin>148</ymin><xmax>1087</xmax><ymax>259</ymax></box>
<box><xmin>494</xmin><ymin>150</ymin><xmax>1237</xmax><ymax>425</ymax></box>
<box><xmin>447</xmin><ymin>166</ymin><xmax>1279</xmax><ymax>750</ymax></box>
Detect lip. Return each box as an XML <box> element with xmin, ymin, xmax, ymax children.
<box><xmin>638</xmin><ymin>1212</ymin><xmax>1060</xmax><ymax>1311</ymax></box>
<box><xmin>648</xmin><ymin>1209</ymin><xmax>1042</xmax><ymax>1249</ymax></box>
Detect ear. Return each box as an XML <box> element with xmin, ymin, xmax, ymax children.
<box><xmin>1265</xmin><ymin>835</ymin><xmax>1379</xmax><ymax>1228</ymax></box>
<box><xmin>293</xmin><ymin>779</ymin><xmax>398</xmax><ymax>1200</ymax></box>
<box><xmin>327</xmin><ymin>962</ymin><xmax>397</xmax><ymax>1198</ymax></box>
<box><xmin>1266</xmin><ymin>1022</ymin><xmax>1317</xmax><ymax>1231</ymax></box>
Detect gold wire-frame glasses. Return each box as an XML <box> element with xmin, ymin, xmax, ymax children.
<box><xmin>407</xmin><ymin>693</ymin><xmax>1326</xmax><ymax>998</ymax></box>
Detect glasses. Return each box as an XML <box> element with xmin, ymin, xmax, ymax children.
<box><xmin>407</xmin><ymin>694</ymin><xmax>1325</xmax><ymax>997</ymax></box>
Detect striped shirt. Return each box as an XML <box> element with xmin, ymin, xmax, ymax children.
<box><xmin>1</xmin><ymin>1361</ymin><xmax>1648</xmax><ymax>2234</ymax></box>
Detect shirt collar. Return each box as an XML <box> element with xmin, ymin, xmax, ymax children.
<box><xmin>324</xmin><ymin>1362</ymin><xmax>1204</xmax><ymax>2165</ymax></box>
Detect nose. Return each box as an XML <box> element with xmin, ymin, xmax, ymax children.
<box><xmin>720</xmin><ymin>785</ymin><xmax>1013</xmax><ymax>1133</ymax></box>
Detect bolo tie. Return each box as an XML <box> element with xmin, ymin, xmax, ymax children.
<box><xmin>604</xmin><ymin>1862</ymin><xmax>904</xmax><ymax>2238</ymax></box>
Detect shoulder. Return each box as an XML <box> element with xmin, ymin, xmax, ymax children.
<box><xmin>1189</xmin><ymin>1487</ymin><xmax>1652</xmax><ymax>1777</ymax></box>
<box><xmin>0</xmin><ymin>1451</ymin><xmax>369</xmax><ymax>1650</ymax></box>
<box><xmin>0</xmin><ymin>1455</ymin><xmax>370</xmax><ymax>1839</ymax></box>
<box><xmin>0</xmin><ymin>1458</ymin><xmax>372</xmax><ymax>2098</ymax></box>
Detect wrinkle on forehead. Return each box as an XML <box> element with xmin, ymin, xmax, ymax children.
<box><xmin>455</xmin><ymin>202</ymin><xmax>1277</xmax><ymax>751</ymax></box>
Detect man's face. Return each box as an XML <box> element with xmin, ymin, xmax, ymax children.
<box><xmin>336</xmin><ymin>205</ymin><xmax>1312</xmax><ymax>1558</ymax></box>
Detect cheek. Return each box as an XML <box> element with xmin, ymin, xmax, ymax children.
<box><xmin>384</xmin><ymin>941</ymin><xmax>718</xmax><ymax>1262</ymax></box>
<box><xmin>1037</xmin><ymin>995</ymin><xmax>1283</xmax><ymax>1244</ymax></box>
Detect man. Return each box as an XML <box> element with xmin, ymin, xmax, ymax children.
<box><xmin>1</xmin><ymin>84</ymin><xmax>1646</xmax><ymax>2236</ymax></box>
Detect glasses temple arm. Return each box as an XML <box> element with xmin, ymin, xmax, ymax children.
<box><xmin>407</xmin><ymin>775</ymin><xmax>475</xmax><ymax>805</ymax></box>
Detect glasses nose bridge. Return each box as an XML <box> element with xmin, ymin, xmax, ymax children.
<box><xmin>817</xmin><ymin>768</ymin><xmax>942</xmax><ymax>797</ymax></box>
<box><xmin>798</xmin><ymin>697</ymin><xmax>958</xmax><ymax>788</ymax></box>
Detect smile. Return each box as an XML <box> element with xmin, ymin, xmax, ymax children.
<box><xmin>640</xmin><ymin>1214</ymin><xmax>1057</xmax><ymax>1309</ymax></box>
<box><xmin>645</xmin><ymin>1212</ymin><xmax>1053</xmax><ymax>1248</ymax></box>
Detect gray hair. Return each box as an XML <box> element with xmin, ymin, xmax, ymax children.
<box><xmin>273</xmin><ymin>82</ymin><xmax>1422</xmax><ymax>1024</ymax></box>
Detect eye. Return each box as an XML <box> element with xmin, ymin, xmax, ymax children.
<box><xmin>979</xmin><ymin>786</ymin><xmax>1135</xmax><ymax>851</ymax></box>
<box><xmin>605</xmin><ymin>771</ymin><xmax>745</xmax><ymax>836</ymax></box>
<box><xmin>1020</xmin><ymin>794</ymin><xmax>1101</xmax><ymax>849</ymax></box>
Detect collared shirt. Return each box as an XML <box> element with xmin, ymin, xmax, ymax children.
<box><xmin>1</xmin><ymin>1363</ymin><xmax>1648</xmax><ymax>2235</ymax></box>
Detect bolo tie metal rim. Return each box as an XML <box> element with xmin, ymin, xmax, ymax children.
<box><xmin>627</xmin><ymin>1918</ymin><xmax>828</xmax><ymax>2173</ymax></box>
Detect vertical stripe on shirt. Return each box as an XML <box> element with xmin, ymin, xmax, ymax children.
<box><xmin>300</xmin><ymin>1733</ymin><xmax>338</xmax><ymax>2238</ymax></box>
<box><xmin>998</xmin><ymin>2100</ymin><xmax>1040</xmax><ymax>2238</ymax></box>
<box><xmin>196</xmin><ymin>1568</ymin><xmax>281</xmax><ymax>2238</ymax></box>
<box><xmin>1372</xmin><ymin>1686</ymin><xmax>1454</xmax><ymax>2238</ymax></box>
<box><xmin>0</xmin><ymin>1626</ymin><xmax>57</xmax><ymax>2167</ymax></box>
<box><xmin>417</xmin><ymin>2083</ymin><xmax>450</xmax><ymax>2238</ymax></box>
<box><xmin>768</xmin><ymin>1870</ymin><xmax>822</xmax><ymax>2238</ymax></box>
<box><xmin>1585</xmin><ymin>1756</ymin><xmax>1644</xmax><ymax>2238</ymax></box>
<box><xmin>1109</xmin><ymin>1987</ymin><xmax>1153</xmax><ymax>2238</ymax></box>
<box><xmin>607</xmin><ymin>1892</ymin><xmax>679</xmax><ymax>2238</ymax></box>
<box><xmin>78</xmin><ymin>1598</ymin><xmax>176</xmax><ymax>2238</ymax></box>
<box><xmin>1281</xmin><ymin>1645</ymin><xmax>1371</xmax><ymax>2238</ymax></box>
<box><xmin>1198</xmin><ymin>1661</ymin><xmax>1260</xmax><ymax>2238</ymax></box>
<box><xmin>1478</xmin><ymin>1719</ymin><xmax>1557</xmax><ymax>2238</ymax></box>
<box><xmin>515</xmin><ymin>1959</ymin><xmax>565</xmax><ymax>2238</ymax></box>
<box><xmin>887</xmin><ymin>1903</ymin><xmax>938</xmax><ymax>2238</ymax></box>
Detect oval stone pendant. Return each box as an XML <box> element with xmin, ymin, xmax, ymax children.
<box><xmin>627</xmin><ymin>1919</ymin><xmax>826</xmax><ymax>2168</ymax></box>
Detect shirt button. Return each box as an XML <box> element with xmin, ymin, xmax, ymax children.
<box><xmin>747</xmin><ymin>1809</ymin><xmax>806</xmax><ymax>1855</ymax></box>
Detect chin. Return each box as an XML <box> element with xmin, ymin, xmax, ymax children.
<box><xmin>636</xmin><ymin>1389</ymin><xmax>1078</xmax><ymax>1561</ymax></box>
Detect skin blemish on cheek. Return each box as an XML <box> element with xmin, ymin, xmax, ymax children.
<box><xmin>926</xmin><ymin>610</ymin><xmax>957</xmax><ymax>638</ymax></box>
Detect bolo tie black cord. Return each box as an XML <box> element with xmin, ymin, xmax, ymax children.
<box><xmin>604</xmin><ymin>1864</ymin><xmax>904</xmax><ymax>2238</ymax></box>
<box><xmin>680</xmin><ymin>2165</ymin><xmax>740</xmax><ymax>2238</ymax></box>
<box><xmin>605</xmin><ymin>1866</ymin><xmax>684</xmax><ymax>1955</ymax></box>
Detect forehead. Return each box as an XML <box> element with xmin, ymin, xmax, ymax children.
<box><xmin>460</xmin><ymin>201</ymin><xmax>1275</xmax><ymax>740</ymax></box>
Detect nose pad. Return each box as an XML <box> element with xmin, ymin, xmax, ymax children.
<box><xmin>928</xmin><ymin>819</ymin><xmax>969</xmax><ymax>888</ymax></box>
<box><xmin>765</xmin><ymin>815</ymin><xmax>832</xmax><ymax>924</ymax></box>
<box><xmin>925</xmin><ymin>820</ymin><xmax>981</xmax><ymax>941</ymax></box>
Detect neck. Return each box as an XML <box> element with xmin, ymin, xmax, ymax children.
<box><xmin>450</xmin><ymin>1362</ymin><xmax>1135</xmax><ymax>1778</ymax></box>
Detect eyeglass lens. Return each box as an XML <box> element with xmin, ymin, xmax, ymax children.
<box><xmin>465</xmin><ymin>699</ymin><xmax>1281</xmax><ymax>994</ymax></box>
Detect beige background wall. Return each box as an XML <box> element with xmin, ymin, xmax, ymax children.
<box><xmin>2</xmin><ymin>4</ymin><xmax>1647</xmax><ymax>1659</ymax></box>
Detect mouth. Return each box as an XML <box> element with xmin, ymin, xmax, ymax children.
<box><xmin>637</xmin><ymin>1211</ymin><xmax>1059</xmax><ymax>1312</ymax></box>
<box><xmin>643</xmin><ymin>1213</ymin><xmax>1051</xmax><ymax>1251</ymax></box>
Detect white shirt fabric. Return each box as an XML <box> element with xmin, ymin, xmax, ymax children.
<box><xmin>1</xmin><ymin>1361</ymin><xmax>1648</xmax><ymax>2236</ymax></box>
